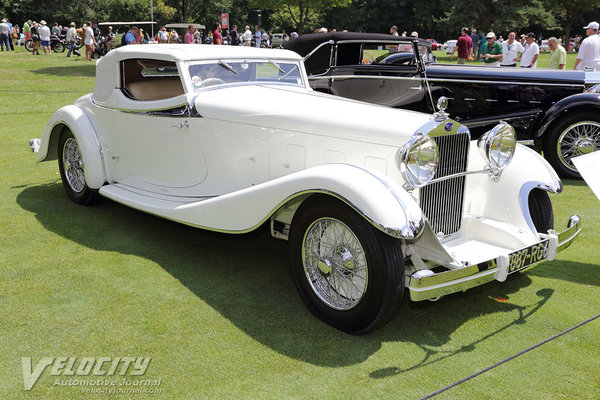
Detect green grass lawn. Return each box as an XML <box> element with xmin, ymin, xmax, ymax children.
<box><xmin>1</xmin><ymin>46</ymin><xmax>599</xmax><ymax>399</ymax></box>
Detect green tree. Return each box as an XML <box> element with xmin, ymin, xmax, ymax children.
<box><xmin>251</xmin><ymin>0</ymin><xmax>351</xmax><ymax>34</ymax></box>
<box><xmin>548</xmin><ymin>0</ymin><xmax>600</xmax><ymax>40</ymax></box>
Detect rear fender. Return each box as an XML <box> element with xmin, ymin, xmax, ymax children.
<box><xmin>37</xmin><ymin>105</ymin><xmax>105</xmax><ymax>189</ymax></box>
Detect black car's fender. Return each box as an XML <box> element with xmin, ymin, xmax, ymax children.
<box><xmin>535</xmin><ymin>92</ymin><xmax>600</xmax><ymax>142</ymax></box>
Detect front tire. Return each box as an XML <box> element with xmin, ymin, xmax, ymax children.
<box><xmin>52</xmin><ymin>41</ymin><xmax>65</xmax><ymax>52</ymax></box>
<box><xmin>24</xmin><ymin>40</ymin><xmax>33</xmax><ymax>52</ymax></box>
<box><xmin>543</xmin><ymin>112</ymin><xmax>600</xmax><ymax>179</ymax></box>
<box><xmin>289</xmin><ymin>196</ymin><xmax>404</xmax><ymax>334</ymax></box>
<box><xmin>58</xmin><ymin>129</ymin><xmax>98</xmax><ymax>205</ymax></box>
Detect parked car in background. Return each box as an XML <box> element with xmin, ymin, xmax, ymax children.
<box><xmin>443</xmin><ymin>39</ymin><xmax>457</xmax><ymax>54</ymax></box>
<box><xmin>284</xmin><ymin>32</ymin><xmax>600</xmax><ymax>179</ymax></box>
<box><xmin>426</xmin><ymin>38</ymin><xmax>440</xmax><ymax>50</ymax></box>
<box><xmin>31</xmin><ymin>44</ymin><xmax>581</xmax><ymax>334</ymax></box>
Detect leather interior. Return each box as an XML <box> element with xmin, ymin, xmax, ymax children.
<box><xmin>125</xmin><ymin>79</ymin><xmax>184</xmax><ymax>101</ymax></box>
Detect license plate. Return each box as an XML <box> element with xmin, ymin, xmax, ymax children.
<box><xmin>507</xmin><ymin>240</ymin><xmax>549</xmax><ymax>274</ymax></box>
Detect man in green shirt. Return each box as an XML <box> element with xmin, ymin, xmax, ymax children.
<box><xmin>547</xmin><ymin>37</ymin><xmax>566</xmax><ymax>69</ymax></box>
<box><xmin>480</xmin><ymin>32</ymin><xmax>503</xmax><ymax>67</ymax></box>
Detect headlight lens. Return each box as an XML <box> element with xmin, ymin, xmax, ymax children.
<box><xmin>477</xmin><ymin>122</ymin><xmax>516</xmax><ymax>171</ymax></box>
<box><xmin>399</xmin><ymin>134</ymin><xmax>439</xmax><ymax>188</ymax></box>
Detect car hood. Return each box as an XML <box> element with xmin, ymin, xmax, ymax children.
<box><xmin>426</xmin><ymin>64</ymin><xmax>586</xmax><ymax>85</ymax></box>
<box><xmin>193</xmin><ymin>85</ymin><xmax>433</xmax><ymax>147</ymax></box>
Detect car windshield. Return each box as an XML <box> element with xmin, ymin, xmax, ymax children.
<box><xmin>187</xmin><ymin>60</ymin><xmax>304</xmax><ymax>89</ymax></box>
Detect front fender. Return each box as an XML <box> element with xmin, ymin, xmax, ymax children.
<box><xmin>37</xmin><ymin>105</ymin><xmax>105</xmax><ymax>189</ymax></box>
<box><xmin>464</xmin><ymin>143</ymin><xmax>561</xmax><ymax>238</ymax></box>
<box><xmin>100</xmin><ymin>164</ymin><xmax>425</xmax><ymax>239</ymax></box>
<box><xmin>535</xmin><ymin>92</ymin><xmax>600</xmax><ymax>140</ymax></box>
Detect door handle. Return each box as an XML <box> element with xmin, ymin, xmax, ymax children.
<box><xmin>172</xmin><ymin>120</ymin><xmax>189</xmax><ymax>129</ymax></box>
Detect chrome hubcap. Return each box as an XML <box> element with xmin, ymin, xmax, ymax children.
<box><xmin>557</xmin><ymin>121</ymin><xmax>600</xmax><ymax>171</ymax></box>
<box><xmin>302</xmin><ymin>218</ymin><xmax>368</xmax><ymax>310</ymax></box>
<box><xmin>62</xmin><ymin>138</ymin><xmax>85</xmax><ymax>193</ymax></box>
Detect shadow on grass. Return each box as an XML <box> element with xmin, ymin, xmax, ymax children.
<box><xmin>16</xmin><ymin>182</ymin><xmax>588</xmax><ymax>369</ymax></box>
<box><xmin>33</xmin><ymin>65</ymin><xmax>95</xmax><ymax>78</ymax></box>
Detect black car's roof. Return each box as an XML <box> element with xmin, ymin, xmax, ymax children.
<box><xmin>283</xmin><ymin>32</ymin><xmax>429</xmax><ymax>54</ymax></box>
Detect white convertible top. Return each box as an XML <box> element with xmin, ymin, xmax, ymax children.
<box><xmin>94</xmin><ymin>44</ymin><xmax>303</xmax><ymax>101</ymax></box>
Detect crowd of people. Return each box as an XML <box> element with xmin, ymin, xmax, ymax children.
<box><xmin>448</xmin><ymin>22</ymin><xmax>600</xmax><ymax>70</ymax></box>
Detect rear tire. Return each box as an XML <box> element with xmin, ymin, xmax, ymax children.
<box><xmin>25</xmin><ymin>40</ymin><xmax>33</xmax><ymax>52</ymax></box>
<box><xmin>528</xmin><ymin>189</ymin><xmax>554</xmax><ymax>233</ymax></box>
<box><xmin>52</xmin><ymin>41</ymin><xmax>65</xmax><ymax>52</ymax></box>
<box><xmin>543</xmin><ymin>112</ymin><xmax>600</xmax><ymax>179</ymax></box>
<box><xmin>288</xmin><ymin>196</ymin><xmax>404</xmax><ymax>334</ymax></box>
<box><xmin>58</xmin><ymin>129</ymin><xmax>98</xmax><ymax>205</ymax></box>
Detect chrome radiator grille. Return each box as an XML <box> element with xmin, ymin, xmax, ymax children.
<box><xmin>419</xmin><ymin>132</ymin><xmax>470</xmax><ymax>235</ymax></box>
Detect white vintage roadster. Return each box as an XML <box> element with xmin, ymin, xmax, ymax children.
<box><xmin>32</xmin><ymin>45</ymin><xmax>581</xmax><ymax>333</ymax></box>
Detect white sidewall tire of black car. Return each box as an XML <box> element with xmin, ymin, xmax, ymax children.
<box><xmin>543</xmin><ymin>111</ymin><xmax>600</xmax><ymax>179</ymax></box>
<box><xmin>288</xmin><ymin>196</ymin><xmax>405</xmax><ymax>334</ymax></box>
<box><xmin>58</xmin><ymin>129</ymin><xmax>98</xmax><ymax>205</ymax></box>
<box><xmin>528</xmin><ymin>188</ymin><xmax>554</xmax><ymax>234</ymax></box>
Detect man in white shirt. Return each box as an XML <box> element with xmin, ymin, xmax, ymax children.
<box><xmin>574</xmin><ymin>21</ymin><xmax>600</xmax><ymax>70</ymax></box>
<box><xmin>519</xmin><ymin>32</ymin><xmax>539</xmax><ymax>68</ymax></box>
<box><xmin>500</xmin><ymin>32</ymin><xmax>523</xmax><ymax>67</ymax></box>
<box><xmin>39</xmin><ymin>20</ymin><xmax>51</xmax><ymax>54</ymax></box>
<box><xmin>242</xmin><ymin>25</ymin><xmax>252</xmax><ymax>46</ymax></box>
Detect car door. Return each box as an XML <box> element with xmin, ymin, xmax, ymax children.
<box><xmin>328</xmin><ymin>42</ymin><xmax>425</xmax><ymax>108</ymax></box>
<box><xmin>104</xmin><ymin>59</ymin><xmax>209</xmax><ymax>192</ymax></box>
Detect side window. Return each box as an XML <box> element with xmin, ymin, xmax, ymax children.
<box><xmin>121</xmin><ymin>59</ymin><xmax>185</xmax><ymax>101</ymax></box>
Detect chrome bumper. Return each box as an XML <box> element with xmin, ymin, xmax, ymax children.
<box><xmin>408</xmin><ymin>215</ymin><xmax>581</xmax><ymax>301</ymax></box>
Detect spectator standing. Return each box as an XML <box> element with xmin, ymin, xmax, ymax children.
<box><xmin>39</xmin><ymin>20</ymin><xmax>52</xmax><ymax>54</ymax></box>
<box><xmin>254</xmin><ymin>26</ymin><xmax>261</xmax><ymax>47</ymax></box>
<box><xmin>470</xmin><ymin>29</ymin><xmax>479</xmax><ymax>58</ymax></box>
<box><xmin>30</xmin><ymin>22</ymin><xmax>40</xmax><ymax>55</ymax></box>
<box><xmin>170</xmin><ymin>29</ymin><xmax>179</xmax><ymax>43</ymax></box>
<box><xmin>157</xmin><ymin>26</ymin><xmax>168</xmax><ymax>43</ymax></box>
<box><xmin>480</xmin><ymin>32</ymin><xmax>503</xmax><ymax>66</ymax></box>
<box><xmin>23</xmin><ymin>20</ymin><xmax>30</xmax><ymax>40</ymax></box>
<box><xmin>230</xmin><ymin>25</ymin><xmax>239</xmax><ymax>45</ymax></box>
<box><xmin>519</xmin><ymin>32</ymin><xmax>539</xmax><ymax>68</ymax></box>
<box><xmin>51</xmin><ymin>23</ymin><xmax>60</xmax><ymax>36</ymax></box>
<box><xmin>212</xmin><ymin>23</ymin><xmax>222</xmax><ymax>45</ymax></box>
<box><xmin>390</xmin><ymin>25</ymin><xmax>399</xmax><ymax>36</ymax></box>
<box><xmin>242</xmin><ymin>25</ymin><xmax>252</xmax><ymax>46</ymax></box>
<box><xmin>66</xmin><ymin>22</ymin><xmax>78</xmax><ymax>57</ymax></box>
<box><xmin>0</xmin><ymin>19</ymin><xmax>10</xmax><ymax>51</ymax></box>
<box><xmin>573</xmin><ymin>21</ymin><xmax>600</xmax><ymax>70</ymax></box>
<box><xmin>547</xmin><ymin>37</ymin><xmax>566</xmax><ymax>69</ymax></box>
<box><xmin>127</xmin><ymin>26</ymin><xmax>139</xmax><ymax>45</ymax></box>
<box><xmin>184</xmin><ymin>24</ymin><xmax>195</xmax><ymax>44</ymax></box>
<box><xmin>451</xmin><ymin>27</ymin><xmax>473</xmax><ymax>64</ymax></box>
<box><xmin>5</xmin><ymin>19</ymin><xmax>14</xmax><ymax>50</ymax></box>
<box><xmin>500</xmin><ymin>32</ymin><xmax>523</xmax><ymax>67</ymax></box>
<box><xmin>84</xmin><ymin>21</ymin><xmax>96</xmax><ymax>60</ymax></box>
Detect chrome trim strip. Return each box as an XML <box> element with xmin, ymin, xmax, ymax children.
<box><xmin>302</xmin><ymin>40</ymin><xmax>334</xmax><ymax>62</ymax></box>
<box><xmin>308</xmin><ymin>74</ymin><xmax>586</xmax><ymax>88</ymax></box>
<box><xmin>428</xmin><ymin>169</ymin><xmax>487</xmax><ymax>184</ymax></box>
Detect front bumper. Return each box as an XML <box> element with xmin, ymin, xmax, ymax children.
<box><xmin>408</xmin><ymin>215</ymin><xmax>581</xmax><ymax>301</ymax></box>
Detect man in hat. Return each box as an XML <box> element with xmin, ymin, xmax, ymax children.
<box><xmin>573</xmin><ymin>22</ymin><xmax>600</xmax><ymax>70</ymax></box>
<box><xmin>39</xmin><ymin>20</ymin><xmax>52</xmax><ymax>54</ymax></box>
<box><xmin>66</xmin><ymin>22</ymin><xmax>78</xmax><ymax>57</ymax></box>
<box><xmin>519</xmin><ymin>32</ymin><xmax>539</xmax><ymax>68</ymax></box>
<box><xmin>479</xmin><ymin>31</ymin><xmax>503</xmax><ymax>66</ymax></box>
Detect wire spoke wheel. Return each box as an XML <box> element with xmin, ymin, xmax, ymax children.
<box><xmin>557</xmin><ymin>121</ymin><xmax>600</xmax><ymax>172</ymax></box>
<box><xmin>303</xmin><ymin>218</ymin><xmax>368</xmax><ymax>310</ymax></box>
<box><xmin>62</xmin><ymin>138</ymin><xmax>86</xmax><ymax>193</ymax></box>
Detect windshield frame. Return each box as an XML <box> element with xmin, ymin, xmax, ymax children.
<box><xmin>183</xmin><ymin>58</ymin><xmax>308</xmax><ymax>91</ymax></box>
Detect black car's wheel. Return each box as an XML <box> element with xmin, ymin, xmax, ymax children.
<box><xmin>528</xmin><ymin>189</ymin><xmax>554</xmax><ymax>233</ymax></box>
<box><xmin>543</xmin><ymin>112</ymin><xmax>600</xmax><ymax>179</ymax></box>
<box><xmin>52</xmin><ymin>41</ymin><xmax>65</xmax><ymax>52</ymax></box>
<box><xmin>288</xmin><ymin>196</ymin><xmax>404</xmax><ymax>334</ymax></box>
<box><xmin>58</xmin><ymin>129</ymin><xmax>98</xmax><ymax>205</ymax></box>
<box><xmin>24</xmin><ymin>39</ymin><xmax>33</xmax><ymax>52</ymax></box>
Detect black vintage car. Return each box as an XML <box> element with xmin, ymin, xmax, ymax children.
<box><xmin>284</xmin><ymin>32</ymin><xmax>600</xmax><ymax>178</ymax></box>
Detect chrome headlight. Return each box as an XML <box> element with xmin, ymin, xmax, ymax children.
<box><xmin>398</xmin><ymin>134</ymin><xmax>439</xmax><ymax>188</ymax></box>
<box><xmin>477</xmin><ymin>122</ymin><xmax>516</xmax><ymax>172</ymax></box>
